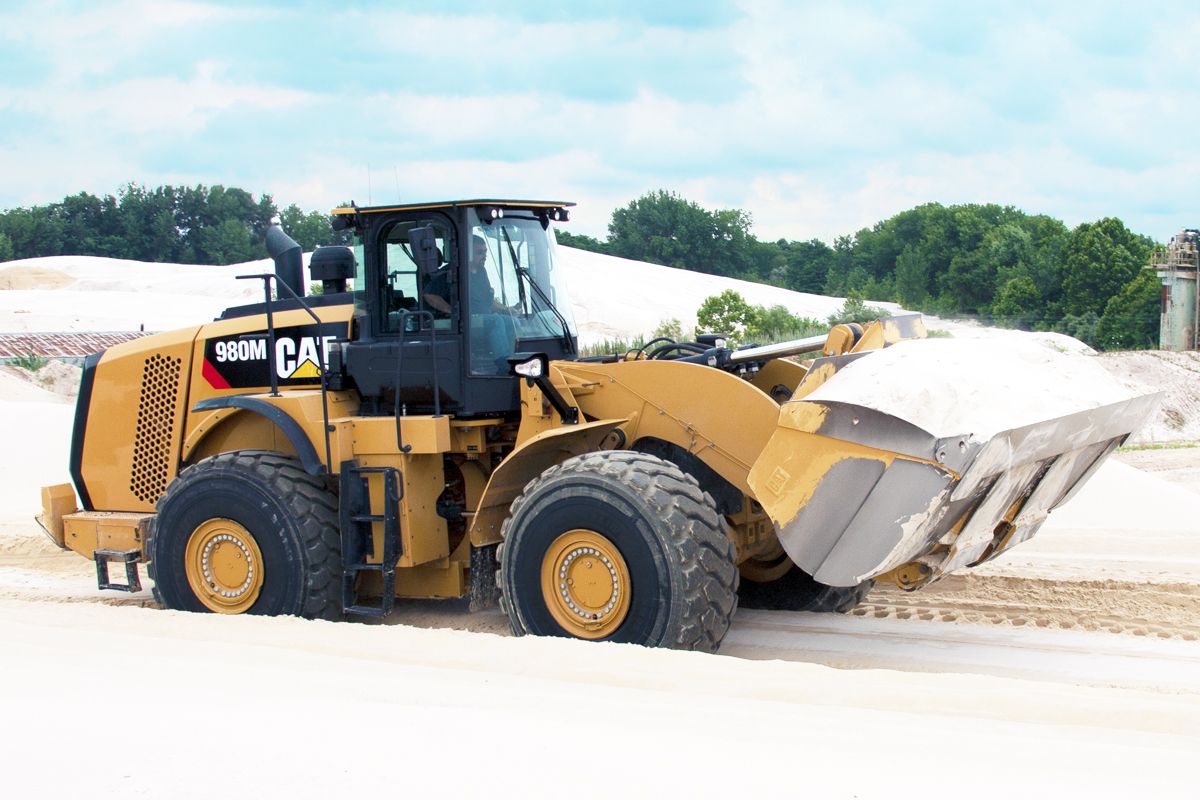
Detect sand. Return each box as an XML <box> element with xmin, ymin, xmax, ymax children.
<box><xmin>1095</xmin><ymin>350</ymin><xmax>1200</xmax><ymax>443</ymax></box>
<box><xmin>1</xmin><ymin>251</ymin><xmax>1198</xmax><ymax>798</ymax></box>
<box><xmin>0</xmin><ymin>361</ymin><xmax>81</xmax><ymax>399</ymax></box>
<box><xmin>0</xmin><ymin>265</ymin><xmax>77</xmax><ymax>290</ymax></box>
<box><xmin>806</xmin><ymin>336</ymin><xmax>1145</xmax><ymax>439</ymax></box>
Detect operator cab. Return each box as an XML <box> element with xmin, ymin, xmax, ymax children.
<box><xmin>335</xmin><ymin>200</ymin><xmax>579</xmax><ymax>418</ymax></box>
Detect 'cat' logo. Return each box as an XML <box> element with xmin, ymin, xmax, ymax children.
<box><xmin>202</xmin><ymin>323</ymin><xmax>345</xmax><ymax>389</ymax></box>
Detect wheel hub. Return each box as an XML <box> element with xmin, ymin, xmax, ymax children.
<box><xmin>184</xmin><ymin>518</ymin><xmax>265</xmax><ymax>613</ymax></box>
<box><xmin>540</xmin><ymin>529</ymin><xmax>631</xmax><ymax>639</ymax></box>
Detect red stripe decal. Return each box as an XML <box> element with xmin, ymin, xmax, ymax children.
<box><xmin>201</xmin><ymin>357</ymin><xmax>231</xmax><ymax>390</ymax></box>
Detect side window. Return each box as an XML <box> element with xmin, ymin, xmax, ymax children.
<box><xmin>379</xmin><ymin>218</ymin><xmax>454</xmax><ymax>333</ymax></box>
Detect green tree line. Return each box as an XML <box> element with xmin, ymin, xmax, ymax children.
<box><xmin>0</xmin><ymin>183</ymin><xmax>345</xmax><ymax>267</ymax></box>
<box><xmin>558</xmin><ymin>190</ymin><xmax>1164</xmax><ymax>351</ymax></box>
<box><xmin>1</xmin><ymin>184</ymin><xmax>1163</xmax><ymax>351</ymax></box>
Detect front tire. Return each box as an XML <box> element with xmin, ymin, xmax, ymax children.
<box><xmin>149</xmin><ymin>451</ymin><xmax>342</xmax><ymax>620</ymax></box>
<box><xmin>498</xmin><ymin>452</ymin><xmax>738</xmax><ymax>652</ymax></box>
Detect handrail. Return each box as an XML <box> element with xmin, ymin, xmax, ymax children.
<box><xmin>236</xmin><ymin>273</ymin><xmax>335</xmax><ymax>474</ymax></box>
<box><xmin>391</xmin><ymin>310</ymin><xmax>442</xmax><ymax>453</ymax></box>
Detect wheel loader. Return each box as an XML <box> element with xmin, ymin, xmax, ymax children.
<box><xmin>36</xmin><ymin>199</ymin><xmax>1158</xmax><ymax>652</ymax></box>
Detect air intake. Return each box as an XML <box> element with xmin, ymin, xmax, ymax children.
<box><xmin>130</xmin><ymin>353</ymin><xmax>182</xmax><ymax>503</ymax></box>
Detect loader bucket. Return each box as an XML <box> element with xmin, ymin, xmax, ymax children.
<box><xmin>747</xmin><ymin>391</ymin><xmax>1161</xmax><ymax>588</ymax></box>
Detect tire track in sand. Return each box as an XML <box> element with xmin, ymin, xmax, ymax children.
<box><xmin>860</xmin><ymin>573</ymin><xmax>1200</xmax><ymax>641</ymax></box>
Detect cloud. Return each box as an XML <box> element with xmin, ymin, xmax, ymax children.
<box><xmin>3</xmin><ymin>1</ymin><xmax>1200</xmax><ymax>246</ymax></box>
<box><xmin>0</xmin><ymin>1</ymin><xmax>259</xmax><ymax>80</ymax></box>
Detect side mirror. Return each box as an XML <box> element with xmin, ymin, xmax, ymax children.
<box><xmin>409</xmin><ymin>225</ymin><xmax>440</xmax><ymax>278</ymax></box>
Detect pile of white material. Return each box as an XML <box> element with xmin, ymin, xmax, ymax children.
<box><xmin>0</xmin><ymin>361</ymin><xmax>82</xmax><ymax>398</ymax></box>
<box><xmin>558</xmin><ymin>247</ymin><xmax>903</xmax><ymax>345</ymax></box>
<box><xmin>0</xmin><ymin>255</ymin><xmax>279</xmax><ymax>332</ymax></box>
<box><xmin>0</xmin><ymin>250</ymin><xmax>900</xmax><ymax>343</ymax></box>
<box><xmin>807</xmin><ymin>337</ymin><xmax>1146</xmax><ymax>439</ymax></box>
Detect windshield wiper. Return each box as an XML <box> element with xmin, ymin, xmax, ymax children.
<box><xmin>501</xmin><ymin>227</ymin><xmax>576</xmax><ymax>355</ymax></box>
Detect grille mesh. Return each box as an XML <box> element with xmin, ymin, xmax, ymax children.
<box><xmin>130</xmin><ymin>353</ymin><xmax>182</xmax><ymax>503</ymax></box>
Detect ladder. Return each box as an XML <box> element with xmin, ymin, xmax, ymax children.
<box><xmin>339</xmin><ymin>463</ymin><xmax>403</xmax><ymax>618</ymax></box>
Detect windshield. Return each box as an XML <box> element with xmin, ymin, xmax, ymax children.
<box><xmin>470</xmin><ymin>215</ymin><xmax>578</xmax><ymax>342</ymax></box>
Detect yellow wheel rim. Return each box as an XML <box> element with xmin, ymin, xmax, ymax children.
<box><xmin>184</xmin><ymin>518</ymin><xmax>265</xmax><ymax>614</ymax></box>
<box><xmin>540</xmin><ymin>529</ymin><xmax>631</xmax><ymax>639</ymax></box>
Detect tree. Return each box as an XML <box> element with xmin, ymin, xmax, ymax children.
<box><xmin>1095</xmin><ymin>269</ymin><xmax>1161</xmax><ymax>350</ymax></box>
<box><xmin>827</xmin><ymin>293</ymin><xmax>889</xmax><ymax>326</ymax></box>
<box><xmin>893</xmin><ymin>245</ymin><xmax>928</xmax><ymax>307</ymax></box>
<box><xmin>607</xmin><ymin>190</ymin><xmax>755</xmax><ymax>278</ymax></box>
<box><xmin>780</xmin><ymin>239</ymin><xmax>834</xmax><ymax>293</ymax></box>
<box><xmin>116</xmin><ymin>184</ymin><xmax>179</xmax><ymax>262</ymax></box>
<box><xmin>280</xmin><ymin>204</ymin><xmax>342</xmax><ymax>252</ymax></box>
<box><xmin>197</xmin><ymin>218</ymin><xmax>258</xmax><ymax>265</ymax></box>
<box><xmin>1061</xmin><ymin>218</ymin><xmax>1150</xmax><ymax>317</ymax></box>
<box><xmin>746</xmin><ymin>305</ymin><xmax>822</xmax><ymax>340</ymax></box>
<box><xmin>697</xmin><ymin>290</ymin><xmax>756</xmax><ymax>336</ymax></box>
<box><xmin>555</xmin><ymin>230</ymin><xmax>608</xmax><ymax>254</ymax></box>
<box><xmin>991</xmin><ymin>275</ymin><xmax>1041</xmax><ymax>329</ymax></box>
<box><xmin>0</xmin><ymin>231</ymin><xmax>12</xmax><ymax>262</ymax></box>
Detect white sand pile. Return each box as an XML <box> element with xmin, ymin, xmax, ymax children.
<box><xmin>0</xmin><ymin>369</ymin><xmax>76</xmax><ymax>525</ymax></box>
<box><xmin>34</xmin><ymin>360</ymin><xmax>81</xmax><ymax>397</ymax></box>
<box><xmin>1093</xmin><ymin>350</ymin><xmax>1200</xmax><ymax>443</ymax></box>
<box><xmin>0</xmin><ymin>365</ymin><xmax>72</xmax><ymax>404</ymax></box>
<box><xmin>0</xmin><ymin>255</ymin><xmax>281</xmax><ymax>332</ymax></box>
<box><xmin>922</xmin><ymin>316</ymin><xmax>1097</xmax><ymax>356</ymax></box>
<box><xmin>3</xmin><ymin>360</ymin><xmax>83</xmax><ymax>399</ymax></box>
<box><xmin>0</xmin><ymin>265</ymin><xmax>76</xmax><ymax>290</ymax></box>
<box><xmin>0</xmin><ymin>255</ymin><xmax>275</xmax><ymax>297</ymax></box>
<box><xmin>807</xmin><ymin>337</ymin><xmax>1146</xmax><ymax>438</ymax></box>
<box><xmin>558</xmin><ymin>247</ymin><xmax>903</xmax><ymax>345</ymax></box>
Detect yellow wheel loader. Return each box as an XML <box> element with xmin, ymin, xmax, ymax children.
<box><xmin>36</xmin><ymin>200</ymin><xmax>1158</xmax><ymax>652</ymax></box>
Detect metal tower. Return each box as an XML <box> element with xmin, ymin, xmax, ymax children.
<box><xmin>1151</xmin><ymin>229</ymin><xmax>1199</xmax><ymax>350</ymax></box>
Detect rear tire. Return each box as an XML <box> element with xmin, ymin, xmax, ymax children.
<box><xmin>149</xmin><ymin>451</ymin><xmax>342</xmax><ymax>620</ymax></box>
<box><xmin>498</xmin><ymin>452</ymin><xmax>738</xmax><ymax>652</ymax></box>
<box><xmin>739</xmin><ymin>564</ymin><xmax>872</xmax><ymax>613</ymax></box>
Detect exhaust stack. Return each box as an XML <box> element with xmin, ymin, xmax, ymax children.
<box><xmin>265</xmin><ymin>221</ymin><xmax>304</xmax><ymax>298</ymax></box>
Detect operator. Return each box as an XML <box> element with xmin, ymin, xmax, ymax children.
<box><xmin>464</xmin><ymin>234</ymin><xmax>518</xmax><ymax>372</ymax></box>
<box><xmin>422</xmin><ymin>261</ymin><xmax>453</xmax><ymax>317</ymax></box>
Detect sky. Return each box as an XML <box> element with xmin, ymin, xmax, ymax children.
<box><xmin>2</xmin><ymin>0</ymin><xmax>1199</xmax><ymax>243</ymax></box>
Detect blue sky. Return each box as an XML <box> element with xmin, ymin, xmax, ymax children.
<box><xmin>1</xmin><ymin>1</ymin><xmax>1198</xmax><ymax>243</ymax></box>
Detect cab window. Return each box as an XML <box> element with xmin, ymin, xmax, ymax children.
<box><xmin>378</xmin><ymin>218</ymin><xmax>455</xmax><ymax>333</ymax></box>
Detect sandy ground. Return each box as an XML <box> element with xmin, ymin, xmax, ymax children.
<box><xmin>2</xmin><ymin>252</ymin><xmax>1199</xmax><ymax>797</ymax></box>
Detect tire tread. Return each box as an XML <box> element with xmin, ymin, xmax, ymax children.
<box><xmin>499</xmin><ymin>451</ymin><xmax>738</xmax><ymax>652</ymax></box>
<box><xmin>149</xmin><ymin>450</ymin><xmax>341</xmax><ymax>620</ymax></box>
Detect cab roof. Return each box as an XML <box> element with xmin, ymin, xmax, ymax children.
<box><xmin>331</xmin><ymin>199</ymin><xmax>575</xmax><ymax>216</ymax></box>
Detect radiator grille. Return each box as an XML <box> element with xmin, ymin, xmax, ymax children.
<box><xmin>130</xmin><ymin>353</ymin><xmax>182</xmax><ymax>503</ymax></box>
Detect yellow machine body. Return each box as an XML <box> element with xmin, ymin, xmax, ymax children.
<box><xmin>40</xmin><ymin>201</ymin><xmax>1155</xmax><ymax>644</ymax></box>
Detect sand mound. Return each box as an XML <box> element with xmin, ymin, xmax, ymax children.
<box><xmin>0</xmin><ymin>266</ymin><xmax>76</xmax><ymax>291</ymax></box>
<box><xmin>0</xmin><ymin>366</ymin><xmax>70</xmax><ymax>404</ymax></box>
<box><xmin>31</xmin><ymin>360</ymin><xmax>81</xmax><ymax>398</ymax></box>
<box><xmin>1095</xmin><ymin>351</ymin><xmax>1200</xmax><ymax>443</ymax></box>
<box><xmin>808</xmin><ymin>336</ymin><xmax>1140</xmax><ymax>438</ymax></box>
<box><xmin>0</xmin><ymin>361</ymin><xmax>81</xmax><ymax>401</ymax></box>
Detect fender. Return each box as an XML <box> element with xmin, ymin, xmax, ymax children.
<box><xmin>468</xmin><ymin>418</ymin><xmax>626</xmax><ymax>546</ymax></box>
<box><xmin>189</xmin><ymin>396</ymin><xmax>323</xmax><ymax>475</ymax></box>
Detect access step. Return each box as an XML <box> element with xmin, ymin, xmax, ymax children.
<box><xmin>339</xmin><ymin>463</ymin><xmax>403</xmax><ymax>618</ymax></box>
<box><xmin>94</xmin><ymin>548</ymin><xmax>142</xmax><ymax>593</ymax></box>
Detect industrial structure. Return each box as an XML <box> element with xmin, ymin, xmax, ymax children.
<box><xmin>1151</xmin><ymin>229</ymin><xmax>1199</xmax><ymax>351</ymax></box>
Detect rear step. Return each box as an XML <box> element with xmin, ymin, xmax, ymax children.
<box><xmin>94</xmin><ymin>548</ymin><xmax>142</xmax><ymax>593</ymax></box>
<box><xmin>339</xmin><ymin>463</ymin><xmax>403</xmax><ymax>618</ymax></box>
